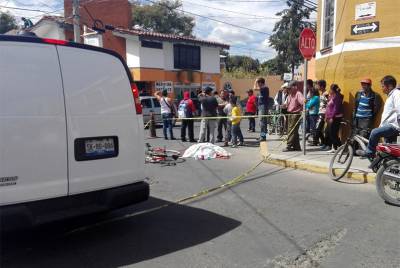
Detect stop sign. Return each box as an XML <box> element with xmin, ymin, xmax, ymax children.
<box><xmin>299</xmin><ymin>28</ymin><xmax>316</xmax><ymax>60</ymax></box>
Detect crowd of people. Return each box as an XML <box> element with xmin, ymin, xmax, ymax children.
<box><xmin>273</xmin><ymin>75</ymin><xmax>399</xmax><ymax>155</ymax></box>
<box><xmin>154</xmin><ymin>75</ymin><xmax>400</xmax><ymax>154</ymax></box>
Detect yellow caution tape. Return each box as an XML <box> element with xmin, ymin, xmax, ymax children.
<box><xmin>66</xmin><ymin>116</ymin><xmax>303</xmax><ymax>235</ymax></box>
<box><xmin>144</xmin><ymin>113</ymin><xmax>300</xmax><ymax>128</ymax></box>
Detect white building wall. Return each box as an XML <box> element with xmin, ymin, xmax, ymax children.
<box><xmin>32</xmin><ymin>22</ymin><xmax>65</xmax><ymax>40</ymax></box>
<box><xmin>126</xmin><ymin>37</ymin><xmax>221</xmax><ymax>74</ymax></box>
<box><xmin>126</xmin><ymin>39</ymin><xmax>141</xmax><ymax>68</ymax></box>
<box><xmin>139</xmin><ymin>46</ymin><xmax>164</xmax><ymax>69</ymax></box>
<box><xmin>164</xmin><ymin>42</ymin><xmax>174</xmax><ymax>70</ymax></box>
<box><xmin>200</xmin><ymin>47</ymin><xmax>220</xmax><ymax>74</ymax></box>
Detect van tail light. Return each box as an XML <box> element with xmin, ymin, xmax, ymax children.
<box><xmin>42</xmin><ymin>38</ymin><xmax>68</xmax><ymax>45</ymax></box>
<box><xmin>131</xmin><ymin>83</ymin><xmax>142</xmax><ymax>114</ymax></box>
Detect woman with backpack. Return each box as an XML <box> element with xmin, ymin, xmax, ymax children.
<box><xmin>178</xmin><ymin>91</ymin><xmax>196</xmax><ymax>142</ymax></box>
<box><xmin>154</xmin><ymin>90</ymin><xmax>176</xmax><ymax>140</ymax></box>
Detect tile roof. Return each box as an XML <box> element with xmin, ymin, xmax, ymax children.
<box><xmin>34</xmin><ymin>15</ymin><xmax>69</xmax><ymax>27</ymax></box>
<box><xmin>32</xmin><ymin>16</ymin><xmax>229</xmax><ymax>49</ymax></box>
<box><xmin>113</xmin><ymin>28</ymin><xmax>229</xmax><ymax>49</ymax></box>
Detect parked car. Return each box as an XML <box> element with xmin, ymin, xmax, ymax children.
<box><xmin>140</xmin><ymin>96</ymin><xmax>162</xmax><ymax>125</ymax></box>
<box><xmin>0</xmin><ymin>35</ymin><xmax>149</xmax><ymax>230</ymax></box>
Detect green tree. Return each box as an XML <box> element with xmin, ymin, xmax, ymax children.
<box><xmin>269</xmin><ymin>0</ymin><xmax>314</xmax><ymax>76</ymax></box>
<box><xmin>225</xmin><ymin>55</ymin><xmax>260</xmax><ymax>73</ymax></box>
<box><xmin>132</xmin><ymin>0</ymin><xmax>195</xmax><ymax>36</ymax></box>
<box><xmin>0</xmin><ymin>11</ymin><xmax>17</xmax><ymax>34</ymax></box>
<box><xmin>261</xmin><ymin>55</ymin><xmax>290</xmax><ymax>76</ymax></box>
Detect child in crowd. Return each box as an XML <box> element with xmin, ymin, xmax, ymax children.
<box><xmin>229</xmin><ymin>96</ymin><xmax>244</xmax><ymax>148</ymax></box>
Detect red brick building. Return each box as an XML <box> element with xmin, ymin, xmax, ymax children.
<box><xmin>63</xmin><ymin>0</ymin><xmax>132</xmax><ymax>59</ymax></box>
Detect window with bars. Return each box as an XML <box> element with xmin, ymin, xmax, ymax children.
<box><xmin>173</xmin><ymin>44</ymin><xmax>201</xmax><ymax>70</ymax></box>
<box><xmin>323</xmin><ymin>0</ymin><xmax>335</xmax><ymax>49</ymax></box>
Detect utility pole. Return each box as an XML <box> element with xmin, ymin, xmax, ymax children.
<box><xmin>73</xmin><ymin>0</ymin><xmax>80</xmax><ymax>43</ymax></box>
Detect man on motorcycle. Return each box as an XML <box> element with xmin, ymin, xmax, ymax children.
<box><xmin>357</xmin><ymin>75</ymin><xmax>400</xmax><ymax>157</ymax></box>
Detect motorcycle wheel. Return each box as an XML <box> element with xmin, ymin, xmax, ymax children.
<box><xmin>376</xmin><ymin>159</ymin><xmax>400</xmax><ymax>206</ymax></box>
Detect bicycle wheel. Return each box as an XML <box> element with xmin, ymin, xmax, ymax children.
<box><xmin>329</xmin><ymin>143</ymin><xmax>354</xmax><ymax>181</ymax></box>
<box><xmin>376</xmin><ymin>160</ymin><xmax>400</xmax><ymax>206</ymax></box>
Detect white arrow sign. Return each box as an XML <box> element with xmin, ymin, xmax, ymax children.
<box><xmin>353</xmin><ymin>22</ymin><xmax>378</xmax><ymax>34</ymax></box>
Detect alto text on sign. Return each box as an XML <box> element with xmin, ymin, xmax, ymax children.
<box><xmin>299</xmin><ymin>28</ymin><xmax>316</xmax><ymax>60</ymax></box>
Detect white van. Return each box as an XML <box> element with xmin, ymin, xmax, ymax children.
<box><xmin>0</xmin><ymin>35</ymin><xmax>149</xmax><ymax>229</ymax></box>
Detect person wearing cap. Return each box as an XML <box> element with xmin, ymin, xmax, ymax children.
<box><xmin>353</xmin><ymin>78</ymin><xmax>381</xmax><ymax>139</ymax></box>
<box><xmin>282</xmin><ymin>81</ymin><xmax>304</xmax><ymax>151</ymax></box>
<box><xmin>198</xmin><ymin>87</ymin><xmax>219</xmax><ymax>143</ymax></box>
<box><xmin>357</xmin><ymin>75</ymin><xmax>400</xmax><ymax>158</ymax></box>
<box><xmin>254</xmin><ymin>77</ymin><xmax>269</xmax><ymax>141</ymax></box>
<box><xmin>246</xmin><ymin>89</ymin><xmax>257</xmax><ymax>132</ymax></box>
<box><xmin>274</xmin><ymin>83</ymin><xmax>289</xmax><ymax>111</ymax></box>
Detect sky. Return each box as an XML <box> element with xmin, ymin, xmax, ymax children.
<box><xmin>0</xmin><ymin>0</ymin><xmax>316</xmax><ymax>62</ymax></box>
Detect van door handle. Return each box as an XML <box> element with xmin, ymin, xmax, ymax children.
<box><xmin>150</xmin><ymin>110</ymin><xmax>154</xmax><ymax>112</ymax></box>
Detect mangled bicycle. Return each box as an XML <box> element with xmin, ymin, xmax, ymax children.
<box><xmin>145</xmin><ymin>143</ymin><xmax>183</xmax><ymax>166</ymax></box>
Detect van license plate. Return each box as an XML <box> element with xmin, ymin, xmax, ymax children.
<box><xmin>85</xmin><ymin>138</ymin><xmax>115</xmax><ymax>157</ymax></box>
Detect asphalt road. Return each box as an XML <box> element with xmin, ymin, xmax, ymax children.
<box><xmin>1</xmin><ymin>123</ymin><xmax>399</xmax><ymax>268</ymax></box>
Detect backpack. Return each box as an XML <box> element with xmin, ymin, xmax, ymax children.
<box><xmin>178</xmin><ymin>100</ymin><xmax>192</xmax><ymax>118</ymax></box>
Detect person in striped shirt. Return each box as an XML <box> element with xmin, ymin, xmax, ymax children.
<box><xmin>353</xmin><ymin>78</ymin><xmax>381</xmax><ymax>139</ymax></box>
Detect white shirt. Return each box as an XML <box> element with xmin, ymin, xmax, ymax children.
<box><xmin>160</xmin><ymin>97</ymin><xmax>172</xmax><ymax>114</ymax></box>
<box><xmin>380</xmin><ymin>88</ymin><xmax>400</xmax><ymax>130</ymax></box>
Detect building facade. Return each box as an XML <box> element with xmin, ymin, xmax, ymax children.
<box><xmin>29</xmin><ymin>0</ymin><xmax>228</xmax><ymax>100</ymax></box>
<box><xmin>316</xmin><ymin>0</ymin><xmax>400</xmax><ymax>124</ymax></box>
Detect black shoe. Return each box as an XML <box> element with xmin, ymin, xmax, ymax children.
<box><xmin>282</xmin><ymin>148</ymin><xmax>295</xmax><ymax>152</ymax></box>
<box><xmin>181</xmin><ymin>138</ymin><xmax>187</xmax><ymax>142</ymax></box>
<box><xmin>170</xmin><ymin>137</ymin><xmax>176</xmax><ymax>140</ymax></box>
<box><xmin>164</xmin><ymin>137</ymin><xmax>168</xmax><ymax>140</ymax></box>
<box><xmin>189</xmin><ymin>139</ymin><xmax>196</xmax><ymax>143</ymax></box>
<box><xmin>216</xmin><ymin>139</ymin><xmax>223</xmax><ymax>143</ymax></box>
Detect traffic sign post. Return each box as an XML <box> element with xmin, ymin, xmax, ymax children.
<box><xmin>299</xmin><ymin>28</ymin><xmax>316</xmax><ymax>155</ymax></box>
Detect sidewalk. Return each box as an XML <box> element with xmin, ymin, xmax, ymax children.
<box><xmin>259</xmin><ymin>135</ymin><xmax>375</xmax><ymax>183</ymax></box>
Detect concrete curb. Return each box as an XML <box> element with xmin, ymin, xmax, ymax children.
<box><xmin>260</xmin><ymin>142</ymin><xmax>375</xmax><ymax>184</ymax></box>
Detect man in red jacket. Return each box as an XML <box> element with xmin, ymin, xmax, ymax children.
<box><xmin>246</xmin><ymin>89</ymin><xmax>257</xmax><ymax>132</ymax></box>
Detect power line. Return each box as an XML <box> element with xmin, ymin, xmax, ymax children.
<box><xmin>182</xmin><ymin>0</ymin><xmax>281</xmax><ymax>19</ymax></box>
<box><xmin>144</xmin><ymin>0</ymin><xmax>272</xmax><ymax>36</ymax></box>
<box><xmin>288</xmin><ymin>0</ymin><xmax>317</xmax><ymax>11</ymax></box>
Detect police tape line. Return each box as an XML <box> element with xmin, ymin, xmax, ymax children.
<box><xmin>144</xmin><ymin>112</ymin><xmax>301</xmax><ymax>129</ymax></box>
<box><xmin>65</xmin><ymin>116</ymin><xmax>303</xmax><ymax>235</ymax></box>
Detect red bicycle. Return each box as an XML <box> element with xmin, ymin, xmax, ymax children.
<box><xmin>145</xmin><ymin>143</ymin><xmax>183</xmax><ymax>166</ymax></box>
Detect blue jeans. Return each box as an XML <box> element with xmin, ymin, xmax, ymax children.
<box><xmin>162</xmin><ymin>113</ymin><xmax>174</xmax><ymax>139</ymax></box>
<box><xmin>259</xmin><ymin>105</ymin><xmax>268</xmax><ymax>139</ymax></box>
<box><xmin>232</xmin><ymin>124</ymin><xmax>244</xmax><ymax>145</ymax></box>
<box><xmin>367</xmin><ymin>125</ymin><xmax>399</xmax><ymax>153</ymax></box>
<box><xmin>309</xmin><ymin>114</ymin><xmax>319</xmax><ymax>143</ymax></box>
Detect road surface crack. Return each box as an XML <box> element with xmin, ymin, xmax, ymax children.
<box><xmin>266</xmin><ymin>228</ymin><xmax>347</xmax><ymax>268</ymax></box>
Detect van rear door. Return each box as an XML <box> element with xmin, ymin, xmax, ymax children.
<box><xmin>56</xmin><ymin>46</ymin><xmax>145</xmax><ymax>195</ymax></box>
<box><xmin>0</xmin><ymin>41</ymin><xmax>68</xmax><ymax>205</ymax></box>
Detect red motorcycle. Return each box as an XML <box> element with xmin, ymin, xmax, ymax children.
<box><xmin>372</xmin><ymin>144</ymin><xmax>400</xmax><ymax>206</ymax></box>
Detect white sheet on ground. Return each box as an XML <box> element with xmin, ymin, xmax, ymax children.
<box><xmin>182</xmin><ymin>143</ymin><xmax>232</xmax><ymax>160</ymax></box>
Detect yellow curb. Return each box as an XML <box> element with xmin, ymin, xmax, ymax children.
<box><xmin>260</xmin><ymin>142</ymin><xmax>375</xmax><ymax>184</ymax></box>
